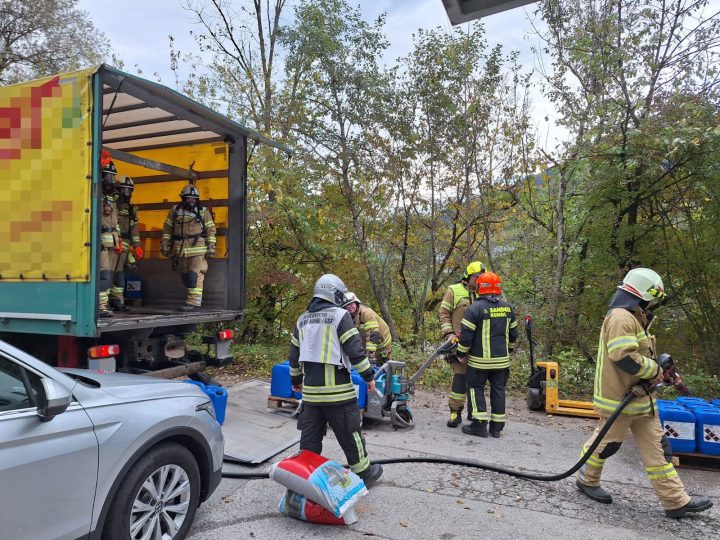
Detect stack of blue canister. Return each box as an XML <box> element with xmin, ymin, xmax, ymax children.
<box><xmin>657</xmin><ymin>397</ymin><xmax>720</xmax><ymax>455</ymax></box>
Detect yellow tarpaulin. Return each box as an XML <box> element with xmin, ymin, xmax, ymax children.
<box><xmin>0</xmin><ymin>68</ymin><xmax>95</xmax><ymax>281</ymax></box>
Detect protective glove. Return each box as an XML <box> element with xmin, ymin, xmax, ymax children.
<box><xmin>457</xmin><ymin>353</ymin><xmax>467</xmax><ymax>365</ymax></box>
<box><xmin>113</xmin><ymin>243</ymin><xmax>123</xmax><ymax>254</ymax></box>
<box><xmin>133</xmin><ymin>246</ymin><xmax>144</xmax><ymax>259</ymax></box>
<box><xmin>160</xmin><ymin>242</ymin><xmax>170</xmax><ymax>257</ymax></box>
<box><xmin>205</xmin><ymin>244</ymin><xmax>216</xmax><ymax>259</ymax></box>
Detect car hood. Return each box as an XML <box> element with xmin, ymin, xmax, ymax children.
<box><xmin>59</xmin><ymin>368</ymin><xmax>207</xmax><ymax>400</ymax></box>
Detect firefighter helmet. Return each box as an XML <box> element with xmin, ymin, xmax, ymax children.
<box><xmin>476</xmin><ymin>272</ymin><xmax>502</xmax><ymax>296</ymax></box>
<box><xmin>463</xmin><ymin>261</ymin><xmax>487</xmax><ymax>280</ymax></box>
<box><xmin>619</xmin><ymin>268</ymin><xmax>666</xmax><ymax>302</ymax></box>
<box><xmin>180</xmin><ymin>184</ymin><xmax>200</xmax><ymax>199</ymax></box>
<box><xmin>342</xmin><ymin>291</ymin><xmax>361</xmax><ymax>307</ymax></box>
<box><xmin>116</xmin><ymin>175</ymin><xmax>134</xmax><ymax>191</ymax></box>
<box><xmin>313</xmin><ymin>274</ymin><xmax>348</xmax><ymax>306</ymax></box>
<box><xmin>101</xmin><ymin>160</ymin><xmax>117</xmax><ymax>184</ymax></box>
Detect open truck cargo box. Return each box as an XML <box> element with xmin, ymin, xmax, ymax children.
<box><xmin>0</xmin><ymin>65</ymin><xmax>287</xmax><ymax>366</ymax></box>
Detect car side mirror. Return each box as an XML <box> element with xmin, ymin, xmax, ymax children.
<box><xmin>37</xmin><ymin>378</ymin><xmax>72</xmax><ymax>422</ymax></box>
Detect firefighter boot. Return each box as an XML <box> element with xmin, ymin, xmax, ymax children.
<box><xmin>358</xmin><ymin>464</ymin><xmax>383</xmax><ymax>488</ymax></box>
<box><xmin>177</xmin><ymin>304</ymin><xmax>200</xmax><ymax>312</ymax></box>
<box><xmin>447</xmin><ymin>409</ymin><xmax>462</xmax><ymax>428</ymax></box>
<box><xmin>576</xmin><ymin>480</ymin><xmax>613</xmax><ymax>504</ymax></box>
<box><xmin>462</xmin><ymin>420</ymin><xmax>488</xmax><ymax>438</ymax></box>
<box><xmin>665</xmin><ymin>496</ymin><xmax>713</xmax><ymax>518</ymax></box>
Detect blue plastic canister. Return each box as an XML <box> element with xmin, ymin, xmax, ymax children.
<box><xmin>694</xmin><ymin>407</ymin><xmax>720</xmax><ymax>456</ymax></box>
<box><xmin>184</xmin><ymin>380</ymin><xmax>228</xmax><ymax>425</ymax></box>
<box><xmin>351</xmin><ymin>370</ymin><xmax>368</xmax><ymax>409</ymax></box>
<box><xmin>658</xmin><ymin>404</ymin><xmax>696</xmax><ymax>453</ymax></box>
<box><xmin>711</xmin><ymin>399</ymin><xmax>720</xmax><ymax>409</ymax></box>
<box><xmin>271</xmin><ymin>361</ymin><xmax>294</xmax><ymax>398</ymax></box>
<box><xmin>676</xmin><ymin>397</ymin><xmax>707</xmax><ymax>408</ymax></box>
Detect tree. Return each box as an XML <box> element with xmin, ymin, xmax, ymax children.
<box><xmin>0</xmin><ymin>0</ymin><xmax>109</xmax><ymax>83</ymax></box>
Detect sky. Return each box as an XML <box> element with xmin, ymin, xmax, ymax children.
<box><xmin>72</xmin><ymin>1</ymin><xmax>574</xmax><ymax>149</ymax></box>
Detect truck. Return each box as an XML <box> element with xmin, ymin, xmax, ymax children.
<box><xmin>0</xmin><ymin>64</ymin><xmax>287</xmax><ymax>376</ymax></box>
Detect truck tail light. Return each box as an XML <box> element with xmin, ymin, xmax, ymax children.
<box><xmin>217</xmin><ymin>330</ymin><xmax>234</xmax><ymax>341</ymax></box>
<box><xmin>88</xmin><ymin>344</ymin><xmax>120</xmax><ymax>359</ymax></box>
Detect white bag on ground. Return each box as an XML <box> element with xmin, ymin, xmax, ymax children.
<box><xmin>269</xmin><ymin>450</ymin><xmax>367</xmax><ymax>517</ymax></box>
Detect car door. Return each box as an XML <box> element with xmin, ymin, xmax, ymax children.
<box><xmin>0</xmin><ymin>352</ymin><xmax>99</xmax><ymax>540</ymax></box>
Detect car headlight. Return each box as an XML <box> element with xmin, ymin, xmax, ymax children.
<box><xmin>196</xmin><ymin>400</ymin><xmax>216</xmax><ymax>420</ymax></box>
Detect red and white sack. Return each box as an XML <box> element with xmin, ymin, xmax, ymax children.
<box><xmin>278</xmin><ymin>489</ymin><xmax>359</xmax><ymax>525</ymax></box>
<box><xmin>269</xmin><ymin>450</ymin><xmax>367</xmax><ymax>517</ymax></box>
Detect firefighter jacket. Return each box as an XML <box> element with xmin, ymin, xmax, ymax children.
<box><xmin>438</xmin><ymin>282</ymin><xmax>474</xmax><ymax>338</ymax></box>
<box><xmin>100</xmin><ymin>193</ymin><xmax>120</xmax><ymax>249</ymax></box>
<box><xmin>593</xmin><ymin>289</ymin><xmax>661</xmax><ymax>416</ymax></box>
<box><xmin>457</xmin><ymin>295</ymin><xmax>518</xmax><ymax>370</ymax></box>
<box><xmin>289</xmin><ymin>298</ymin><xmax>374</xmax><ymax>406</ymax></box>
<box><xmin>352</xmin><ymin>304</ymin><xmax>392</xmax><ymax>355</ymax></box>
<box><xmin>117</xmin><ymin>200</ymin><xmax>141</xmax><ymax>248</ymax></box>
<box><xmin>161</xmin><ymin>205</ymin><xmax>216</xmax><ymax>257</ymax></box>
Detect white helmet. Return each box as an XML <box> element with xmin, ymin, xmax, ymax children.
<box><xmin>342</xmin><ymin>291</ymin><xmax>360</xmax><ymax>307</ymax></box>
<box><xmin>312</xmin><ymin>274</ymin><xmax>348</xmax><ymax>306</ymax></box>
<box><xmin>619</xmin><ymin>268</ymin><xmax>666</xmax><ymax>302</ymax></box>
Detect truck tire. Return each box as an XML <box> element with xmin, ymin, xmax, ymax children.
<box><xmin>102</xmin><ymin>442</ymin><xmax>201</xmax><ymax>540</ymax></box>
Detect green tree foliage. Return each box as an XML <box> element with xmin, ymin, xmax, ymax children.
<box><xmin>0</xmin><ymin>0</ymin><xmax>109</xmax><ymax>83</ymax></box>
<box><xmin>175</xmin><ymin>0</ymin><xmax>720</xmax><ymax>383</ymax></box>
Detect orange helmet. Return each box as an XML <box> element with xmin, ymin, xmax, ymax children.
<box><xmin>475</xmin><ymin>272</ymin><xmax>502</xmax><ymax>296</ymax></box>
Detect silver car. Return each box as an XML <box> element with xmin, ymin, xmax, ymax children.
<box><xmin>0</xmin><ymin>339</ymin><xmax>224</xmax><ymax>540</ymax></box>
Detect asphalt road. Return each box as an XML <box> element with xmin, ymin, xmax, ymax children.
<box><xmin>189</xmin><ymin>389</ymin><xmax>719</xmax><ymax>539</ymax></box>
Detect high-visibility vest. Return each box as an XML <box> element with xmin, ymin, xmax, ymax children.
<box><xmin>297</xmin><ymin>306</ymin><xmax>350</xmax><ymax>369</ymax></box>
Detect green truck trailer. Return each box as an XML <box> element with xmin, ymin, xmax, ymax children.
<box><xmin>0</xmin><ymin>65</ymin><xmax>285</xmax><ymax>375</ymax></box>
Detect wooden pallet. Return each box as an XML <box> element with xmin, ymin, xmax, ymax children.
<box><xmin>673</xmin><ymin>452</ymin><xmax>720</xmax><ymax>472</ymax></box>
<box><xmin>267</xmin><ymin>395</ymin><xmax>300</xmax><ymax>410</ymax></box>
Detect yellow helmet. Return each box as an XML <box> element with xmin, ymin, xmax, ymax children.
<box><xmin>463</xmin><ymin>261</ymin><xmax>486</xmax><ymax>280</ymax></box>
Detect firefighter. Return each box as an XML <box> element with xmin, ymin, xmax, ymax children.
<box><xmin>98</xmin><ymin>158</ymin><xmax>121</xmax><ymax>318</ymax></box>
<box><xmin>160</xmin><ymin>184</ymin><xmax>216</xmax><ymax>311</ymax></box>
<box><xmin>289</xmin><ymin>274</ymin><xmax>383</xmax><ymax>487</ymax></box>
<box><xmin>438</xmin><ymin>260</ymin><xmax>486</xmax><ymax>427</ymax></box>
<box><xmin>576</xmin><ymin>268</ymin><xmax>712</xmax><ymax>518</ymax></box>
<box><xmin>341</xmin><ymin>292</ymin><xmax>392</xmax><ymax>365</ymax></box>
<box><xmin>457</xmin><ymin>272</ymin><xmax>518</xmax><ymax>438</ymax></box>
<box><xmin>109</xmin><ymin>175</ymin><xmax>143</xmax><ymax>311</ymax></box>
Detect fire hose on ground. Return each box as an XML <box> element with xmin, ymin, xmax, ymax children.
<box><xmin>220</xmin><ymin>390</ymin><xmax>638</xmax><ymax>482</ymax></box>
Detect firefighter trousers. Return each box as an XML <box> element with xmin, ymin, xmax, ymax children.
<box><xmin>99</xmin><ymin>247</ymin><xmax>119</xmax><ymax>311</ymax></box>
<box><xmin>577</xmin><ymin>412</ymin><xmax>691</xmax><ymax>510</ymax></box>
<box><xmin>297</xmin><ymin>401</ymin><xmax>370</xmax><ymax>475</ymax></box>
<box><xmin>110</xmin><ymin>248</ymin><xmax>129</xmax><ymax>303</ymax></box>
<box><xmin>178</xmin><ymin>255</ymin><xmax>208</xmax><ymax>307</ymax></box>
<box><xmin>466</xmin><ymin>367</ymin><xmax>509</xmax><ymax>430</ymax></box>
<box><xmin>448</xmin><ymin>360</ymin><xmax>467</xmax><ymax>412</ymax></box>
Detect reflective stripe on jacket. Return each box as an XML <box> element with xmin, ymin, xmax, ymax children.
<box><xmin>594</xmin><ymin>308</ymin><xmax>660</xmax><ymax>415</ymax></box>
<box><xmin>161</xmin><ymin>205</ymin><xmax>216</xmax><ymax>257</ymax></box>
<box><xmin>457</xmin><ymin>296</ymin><xmax>518</xmax><ymax>370</ymax></box>
<box><xmin>438</xmin><ymin>282</ymin><xmax>473</xmax><ymax>337</ymax></box>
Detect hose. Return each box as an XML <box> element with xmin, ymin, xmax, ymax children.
<box><xmin>220</xmin><ymin>392</ymin><xmax>636</xmax><ymax>481</ymax></box>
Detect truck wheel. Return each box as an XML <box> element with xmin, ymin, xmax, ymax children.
<box><xmin>103</xmin><ymin>442</ymin><xmax>201</xmax><ymax>540</ymax></box>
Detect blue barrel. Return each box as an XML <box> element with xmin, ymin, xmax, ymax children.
<box><xmin>695</xmin><ymin>407</ymin><xmax>720</xmax><ymax>455</ymax></box>
<box><xmin>658</xmin><ymin>404</ymin><xmax>696</xmax><ymax>453</ymax></box>
<box><xmin>184</xmin><ymin>380</ymin><xmax>228</xmax><ymax>425</ymax></box>
<box><xmin>351</xmin><ymin>370</ymin><xmax>368</xmax><ymax>409</ymax></box>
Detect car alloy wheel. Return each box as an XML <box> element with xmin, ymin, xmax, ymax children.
<box><xmin>130</xmin><ymin>464</ymin><xmax>191</xmax><ymax>540</ymax></box>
